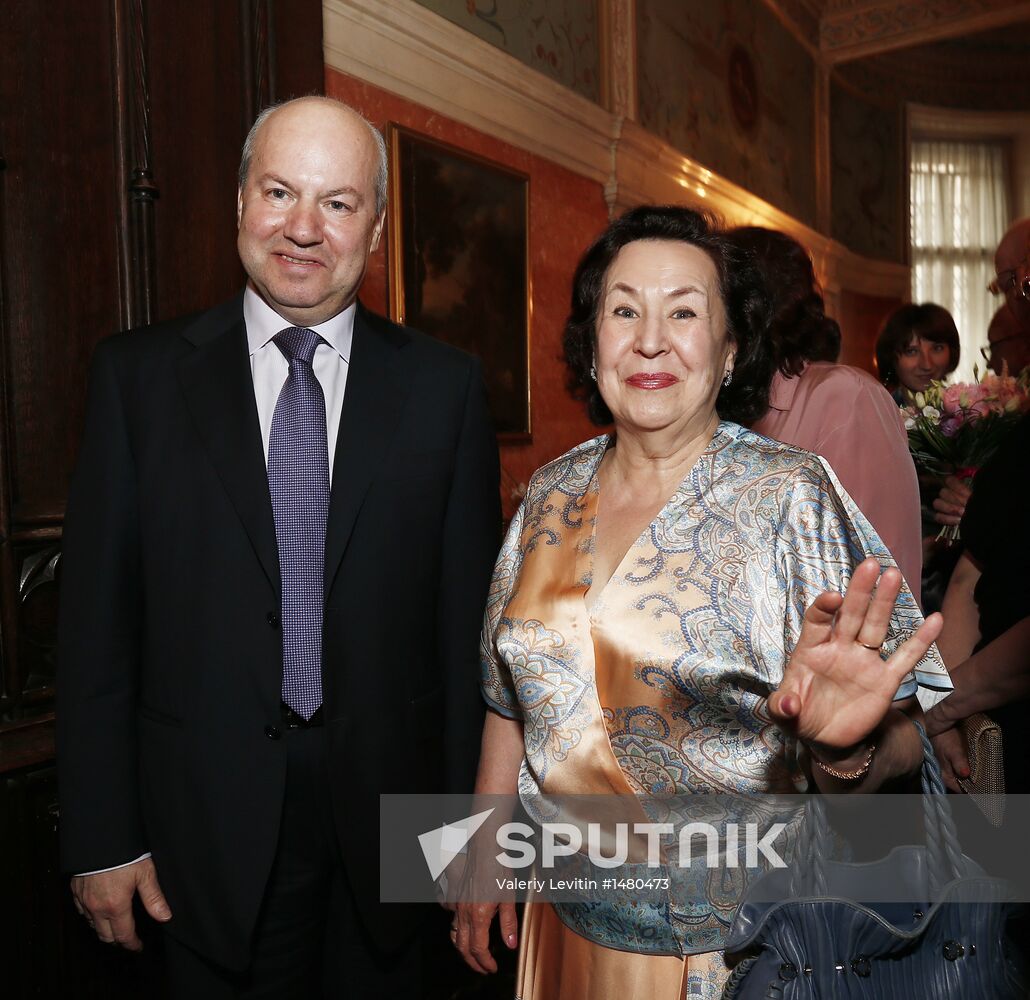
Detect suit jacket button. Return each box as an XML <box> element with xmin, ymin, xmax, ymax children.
<box><xmin>264</xmin><ymin>725</ymin><xmax>281</xmax><ymax>740</ymax></box>
<box><xmin>266</xmin><ymin>611</ymin><xmax>281</xmax><ymax>628</ymax></box>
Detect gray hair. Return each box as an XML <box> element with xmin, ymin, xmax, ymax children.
<box><xmin>238</xmin><ymin>97</ymin><xmax>388</xmax><ymax>216</ymax></box>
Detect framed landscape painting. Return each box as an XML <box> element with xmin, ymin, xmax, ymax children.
<box><xmin>387</xmin><ymin>124</ymin><xmax>531</xmax><ymax>439</ymax></box>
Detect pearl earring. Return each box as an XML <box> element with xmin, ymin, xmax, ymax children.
<box><xmin>590</xmin><ymin>363</ymin><xmax>597</xmax><ymax>381</ymax></box>
<box><xmin>722</xmin><ymin>370</ymin><xmax>733</xmax><ymax>387</ymax></box>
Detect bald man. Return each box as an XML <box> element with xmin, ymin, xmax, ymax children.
<box><xmin>934</xmin><ymin>225</ymin><xmax>1030</xmax><ymax>529</ymax></box>
<box><xmin>987</xmin><ymin>303</ymin><xmax>1030</xmax><ymax>376</ymax></box>
<box><xmin>992</xmin><ymin>217</ymin><xmax>1030</xmax><ymax>331</ymax></box>
<box><xmin>58</xmin><ymin>98</ymin><xmax>500</xmax><ymax>996</ymax></box>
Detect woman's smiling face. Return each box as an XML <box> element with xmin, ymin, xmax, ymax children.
<box><xmin>594</xmin><ymin>239</ymin><xmax>735</xmax><ymax>437</ymax></box>
<box><xmin>895</xmin><ymin>335</ymin><xmax>952</xmax><ymax>393</ymax></box>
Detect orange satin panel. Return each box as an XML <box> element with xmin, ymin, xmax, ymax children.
<box><xmin>516</xmin><ymin>901</ymin><xmax>730</xmax><ymax>1000</ymax></box>
<box><xmin>500</xmin><ymin>467</ymin><xmax>650</xmax><ymax>804</ymax></box>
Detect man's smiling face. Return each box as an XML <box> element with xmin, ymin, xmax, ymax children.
<box><xmin>236</xmin><ymin>99</ymin><xmax>384</xmax><ymax>326</ymax></box>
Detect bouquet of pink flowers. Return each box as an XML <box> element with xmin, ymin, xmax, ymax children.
<box><xmin>904</xmin><ymin>367</ymin><xmax>1030</xmax><ymax>539</ymax></box>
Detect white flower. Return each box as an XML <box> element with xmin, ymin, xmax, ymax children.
<box><xmin>904</xmin><ymin>414</ymin><xmax>916</xmax><ymax>429</ymax></box>
<box><xmin>921</xmin><ymin>405</ymin><xmax>941</xmax><ymax>420</ymax></box>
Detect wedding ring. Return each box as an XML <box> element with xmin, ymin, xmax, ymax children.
<box><xmin>856</xmin><ymin>640</ymin><xmax>882</xmax><ymax>651</ymax></box>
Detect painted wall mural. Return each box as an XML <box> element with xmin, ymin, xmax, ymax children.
<box><xmin>636</xmin><ymin>0</ymin><xmax>818</xmax><ymax>228</ymax></box>
<box><xmin>830</xmin><ymin>80</ymin><xmax>904</xmax><ymax>264</ymax></box>
<box><xmin>412</xmin><ymin>0</ymin><xmax>600</xmax><ymax>102</ymax></box>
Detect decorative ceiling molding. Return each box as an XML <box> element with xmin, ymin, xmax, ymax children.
<box><xmin>322</xmin><ymin>0</ymin><xmax>615</xmax><ymax>186</ymax></box>
<box><xmin>909</xmin><ymin>102</ymin><xmax>1030</xmax><ymax>138</ymax></box>
<box><xmin>836</xmin><ymin>23</ymin><xmax>1030</xmax><ymax>110</ymax></box>
<box><xmin>611</xmin><ymin>120</ymin><xmax>909</xmax><ymax>299</ymax></box>
<box><xmin>322</xmin><ymin>0</ymin><xmax>910</xmax><ymax>302</ymax></box>
<box><xmin>820</xmin><ymin>0</ymin><xmax>1030</xmax><ymax>64</ymax></box>
<box><xmin>760</xmin><ymin>0</ymin><xmax>823</xmax><ymax>57</ymax></box>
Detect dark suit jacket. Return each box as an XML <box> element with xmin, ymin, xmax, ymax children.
<box><xmin>57</xmin><ymin>294</ymin><xmax>500</xmax><ymax>968</ymax></box>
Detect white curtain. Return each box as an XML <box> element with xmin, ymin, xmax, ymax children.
<box><xmin>910</xmin><ymin>140</ymin><xmax>1010</xmax><ymax>384</ymax></box>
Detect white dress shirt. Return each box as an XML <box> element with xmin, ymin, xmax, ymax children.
<box><xmin>245</xmin><ymin>284</ymin><xmax>353</xmax><ymax>485</ymax></box>
<box><xmin>77</xmin><ymin>287</ymin><xmax>353</xmax><ymax>877</ymax></box>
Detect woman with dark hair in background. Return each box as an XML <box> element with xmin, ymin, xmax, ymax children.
<box><xmin>876</xmin><ymin>303</ymin><xmax>964</xmax><ymax>611</ymax></box>
<box><xmin>453</xmin><ymin>207</ymin><xmax>949</xmax><ymax>998</ymax></box>
<box><xmin>733</xmin><ymin>226</ymin><xmax>923</xmax><ymax>601</ymax></box>
<box><xmin>875</xmin><ymin>302</ymin><xmax>961</xmax><ymax>403</ymax></box>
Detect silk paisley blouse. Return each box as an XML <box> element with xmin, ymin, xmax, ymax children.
<box><xmin>480</xmin><ymin>422</ymin><xmax>951</xmax><ymax>955</ymax></box>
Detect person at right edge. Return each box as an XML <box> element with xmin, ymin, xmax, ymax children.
<box><xmin>927</xmin><ymin>410</ymin><xmax>1030</xmax><ymax>794</ymax></box>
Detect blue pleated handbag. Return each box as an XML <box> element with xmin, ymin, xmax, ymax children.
<box><xmin>721</xmin><ymin>727</ymin><xmax>1025</xmax><ymax>998</ymax></box>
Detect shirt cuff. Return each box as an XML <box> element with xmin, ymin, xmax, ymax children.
<box><xmin>76</xmin><ymin>853</ymin><xmax>151</xmax><ymax>876</ymax></box>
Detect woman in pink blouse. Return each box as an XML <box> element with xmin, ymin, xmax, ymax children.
<box><xmin>729</xmin><ymin>227</ymin><xmax>922</xmax><ymax>602</ymax></box>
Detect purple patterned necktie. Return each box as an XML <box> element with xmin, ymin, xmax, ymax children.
<box><xmin>268</xmin><ymin>326</ymin><xmax>329</xmax><ymax>719</ymax></box>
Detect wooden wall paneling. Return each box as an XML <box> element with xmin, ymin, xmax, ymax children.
<box><xmin>0</xmin><ymin>2</ymin><xmax>123</xmax><ymax>524</ymax></box>
<box><xmin>146</xmin><ymin>1</ymin><xmax>249</xmax><ymax>321</ymax></box>
<box><xmin>0</xmin><ymin>1</ymin><xmax>124</xmax><ymax>719</ymax></box>
<box><xmin>17</xmin><ymin>541</ymin><xmax>61</xmax><ymax>698</ymax></box>
<box><xmin>241</xmin><ymin>0</ymin><xmax>281</xmax><ymax>126</ymax></box>
<box><xmin>145</xmin><ymin>0</ymin><xmax>325</xmax><ymax>326</ymax></box>
<box><xmin>115</xmin><ymin>0</ymin><xmax>160</xmax><ymax>330</ymax></box>
<box><xmin>271</xmin><ymin>0</ymin><xmax>326</xmax><ymax>101</ymax></box>
<box><xmin>0</xmin><ymin>101</ymin><xmax>13</xmax><ymax>706</ymax></box>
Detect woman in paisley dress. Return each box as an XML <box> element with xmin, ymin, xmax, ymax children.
<box><xmin>452</xmin><ymin>207</ymin><xmax>953</xmax><ymax>999</ymax></box>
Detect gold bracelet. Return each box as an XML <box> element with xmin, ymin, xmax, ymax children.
<box><xmin>811</xmin><ymin>743</ymin><xmax>876</xmax><ymax>781</ymax></box>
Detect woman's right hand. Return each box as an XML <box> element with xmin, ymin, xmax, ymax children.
<box><xmin>454</xmin><ymin>710</ymin><xmax>525</xmax><ymax>971</ymax></box>
<box><xmin>452</xmin><ymin>899</ymin><xmax>519</xmax><ymax>974</ymax></box>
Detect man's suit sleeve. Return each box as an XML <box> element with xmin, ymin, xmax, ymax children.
<box><xmin>57</xmin><ymin>339</ymin><xmax>146</xmax><ymax>873</ymax></box>
<box><xmin>436</xmin><ymin>357</ymin><xmax>500</xmax><ymax>793</ymax></box>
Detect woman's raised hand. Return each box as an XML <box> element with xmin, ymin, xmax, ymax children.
<box><xmin>768</xmin><ymin>558</ymin><xmax>942</xmax><ymax>752</ymax></box>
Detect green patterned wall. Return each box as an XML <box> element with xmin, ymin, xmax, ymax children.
<box><xmin>636</xmin><ymin>0</ymin><xmax>818</xmax><ymax>229</ymax></box>
<box><xmin>413</xmin><ymin>0</ymin><xmax>600</xmax><ymax>103</ymax></box>
<box><xmin>830</xmin><ymin>81</ymin><xmax>904</xmax><ymax>264</ymax></box>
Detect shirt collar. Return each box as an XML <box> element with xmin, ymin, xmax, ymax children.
<box><xmin>243</xmin><ymin>283</ymin><xmax>354</xmax><ymax>362</ymax></box>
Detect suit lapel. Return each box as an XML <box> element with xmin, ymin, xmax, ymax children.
<box><xmin>324</xmin><ymin>305</ymin><xmax>411</xmax><ymax>593</ymax></box>
<box><xmin>176</xmin><ymin>297</ymin><xmax>280</xmax><ymax>590</ymax></box>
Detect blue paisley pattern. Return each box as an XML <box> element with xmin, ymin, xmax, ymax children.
<box><xmin>480</xmin><ymin>422</ymin><xmax>951</xmax><ymax>959</ymax></box>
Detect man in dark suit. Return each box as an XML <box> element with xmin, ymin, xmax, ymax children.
<box><xmin>58</xmin><ymin>96</ymin><xmax>500</xmax><ymax>996</ymax></box>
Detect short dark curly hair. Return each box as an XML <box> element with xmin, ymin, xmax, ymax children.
<box><xmin>725</xmin><ymin>227</ymin><xmax>841</xmax><ymax>388</ymax></box>
<box><xmin>563</xmin><ymin>205</ymin><xmax>769</xmax><ymax>425</ymax></box>
<box><xmin>875</xmin><ymin>303</ymin><xmax>961</xmax><ymax>388</ymax></box>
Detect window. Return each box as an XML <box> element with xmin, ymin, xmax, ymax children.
<box><xmin>910</xmin><ymin>140</ymin><xmax>1010</xmax><ymax>383</ymax></box>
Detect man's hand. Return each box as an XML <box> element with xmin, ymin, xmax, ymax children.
<box><xmin>932</xmin><ymin>475</ymin><xmax>973</xmax><ymax>527</ymax></box>
<box><xmin>70</xmin><ymin>857</ymin><xmax>171</xmax><ymax>950</ymax></box>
